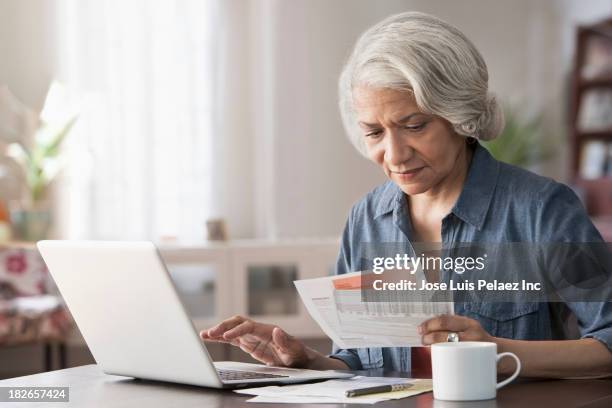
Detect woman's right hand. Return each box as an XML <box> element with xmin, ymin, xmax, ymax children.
<box><xmin>200</xmin><ymin>315</ymin><xmax>312</xmax><ymax>368</ymax></box>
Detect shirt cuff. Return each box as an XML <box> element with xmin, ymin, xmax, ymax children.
<box><xmin>328</xmin><ymin>348</ymin><xmax>362</xmax><ymax>370</ymax></box>
<box><xmin>582</xmin><ymin>326</ymin><xmax>612</xmax><ymax>352</ymax></box>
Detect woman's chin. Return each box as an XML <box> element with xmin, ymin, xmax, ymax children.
<box><xmin>394</xmin><ymin>181</ymin><xmax>431</xmax><ymax>196</ymax></box>
<box><xmin>387</xmin><ymin>169</ymin><xmax>433</xmax><ymax>195</ymax></box>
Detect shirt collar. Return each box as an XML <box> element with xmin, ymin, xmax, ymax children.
<box><xmin>374</xmin><ymin>180</ymin><xmax>403</xmax><ymax>219</ymax></box>
<box><xmin>373</xmin><ymin>143</ymin><xmax>500</xmax><ymax>231</ymax></box>
<box><xmin>451</xmin><ymin>144</ymin><xmax>499</xmax><ymax>230</ymax></box>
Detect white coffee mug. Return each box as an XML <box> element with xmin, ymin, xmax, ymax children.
<box><xmin>431</xmin><ymin>341</ymin><xmax>521</xmax><ymax>401</ymax></box>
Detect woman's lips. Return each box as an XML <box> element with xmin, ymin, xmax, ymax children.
<box><xmin>391</xmin><ymin>167</ymin><xmax>424</xmax><ymax>181</ymax></box>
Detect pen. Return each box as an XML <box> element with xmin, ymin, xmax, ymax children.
<box><xmin>345</xmin><ymin>383</ymin><xmax>414</xmax><ymax>397</ymax></box>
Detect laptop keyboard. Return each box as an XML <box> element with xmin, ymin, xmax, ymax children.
<box><xmin>217</xmin><ymin>369</ymin><xmax>289</xmax><ymax>381</ymax></box>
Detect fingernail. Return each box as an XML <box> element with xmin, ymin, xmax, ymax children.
<box><xmin>417</xmin><ymin>325</ymin><xmax>423</xmax><ymax>334</ymax></box>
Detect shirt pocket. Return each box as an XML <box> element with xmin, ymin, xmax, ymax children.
<box><xmin>462</xmin><ymin>302</ymin><xmax>541</xmax><ymax>339</ymax></box>
<box><xmin>356</xmin><ymin>347</ymin><xmax>384</xmax><ymax>369</ymax></box>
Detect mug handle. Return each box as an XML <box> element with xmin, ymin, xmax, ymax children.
<box><xmin>496</xmin><ymin>352</ymin><xmax>521</xmax><ymax>389</ymax></box>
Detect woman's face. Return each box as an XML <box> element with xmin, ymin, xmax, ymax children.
<box><xmin>353</xmin><ymin>86</ymin><xmax>467</xmax><ymax>196</ymax></box>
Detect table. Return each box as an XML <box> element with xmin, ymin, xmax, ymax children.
<box><xmin>0</xmin><ymin>365</ymin><xmax>610</xmax><ymax>407</ymax></box>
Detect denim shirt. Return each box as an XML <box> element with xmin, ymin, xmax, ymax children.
<box><xmin>329</xmin><ymin>143</ymin><xmax>612</xmax><ymax>372</ymax></box>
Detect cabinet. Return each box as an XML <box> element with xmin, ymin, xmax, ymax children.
<box><xmin>158</xmin><ymin>239</ymin><xmax>339</xmax><ymax>338</ymax></box>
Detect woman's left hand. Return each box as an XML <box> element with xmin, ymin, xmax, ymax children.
<box><xmin>418</xmin><ymin>315</ymin><xmax>494</xmax><ymax>345</ymax></box>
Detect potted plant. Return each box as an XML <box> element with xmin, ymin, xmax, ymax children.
<box><xmin>482</xmin><ymin>107</ymin><xmax>553</xmax><ymax>169</ymax></box>
<box><xmin>6</xmin><ymin>82</ymin><xmax>77</xmax><ymax>241</ymax></box>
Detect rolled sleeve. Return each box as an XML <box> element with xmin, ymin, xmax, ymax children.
<box><xmin>329</xmin><ymin>345</ymin><xmax>363</xmax><ymax>370</ymax></box>
<box><xmin>584</xmin><ymin>328</ymin><xmax>612</xmax><ymax>352</ymax></box>
<box><xmin>572</xmin><ymin>301</ymin><xmax>612</xmax><ymax>352</ymax></box>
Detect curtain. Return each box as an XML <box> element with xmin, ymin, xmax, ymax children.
<box><xmin>54</xmin><ymin>0</ymin><xmax>220</xmax><ymax>243</ymax></box>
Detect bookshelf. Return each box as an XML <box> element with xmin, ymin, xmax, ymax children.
<box><xmin>570</xmin><ymin>17</ymin><xmax>612</xmax><ymax>216</ymax></box>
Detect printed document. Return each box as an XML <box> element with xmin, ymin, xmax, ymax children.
<box><xmin>294</xmin><ymin>272</ymin><xmax>453</xmax><ymax>348</ymax></box>
<box><xmin>237</xmin><ymin>376</ymin><xmax>433</xmax><ymax>404</ymax></box>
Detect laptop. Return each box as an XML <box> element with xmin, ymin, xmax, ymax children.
<box><xmin>36</xmin><ymin>240</ymin><xmax>353</xmax><ymax>388</ymax></box>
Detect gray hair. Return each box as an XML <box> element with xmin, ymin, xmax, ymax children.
<box><xmin>338</xmin><ymin>11</ymin><xmax>504</xmax><ymax>156</ymax></box>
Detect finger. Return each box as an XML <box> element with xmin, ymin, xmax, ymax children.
<box><xmin>250</xmin><ymin>346</ymin><xmax>276</xmax><ymax>365</ymax></box>
<box><xmin>207</xmin><ymin>315</ymin><xmax>245</xmax><ymax>337</ymax></box>
<box><xmin>272</xmin><ymin>327</ymin><xmax>289</xmax><ymax>351</ymax></box>
<box><xmin>239</xmin><ymin>335</ymin><xmax>270</xmax><ymax>354</ymax></box>
<box><xmin>237</xmin><ymin>340</ymin><xmax>256</xmax><ymax>354</ymax></box>
<box><xmin>422</xmin><ymin>331</ymin><xmax>457</xmax><ymax>345</ymax></box>
<box><xmin>200</xmin><ymin>331</ymin><xmax>240</xmax><ymax>346</ymax></box>
<box><xmin>223</xmin><ymin>320</ymin><xmax>255</xmax><ymax>340</ymax></box>
<box><xmin>240</xmin><ymin>338</ymin><xmax>277</xmax><ymax>365</ymax></box>
<box><xmin>207</xmin><ymin>315</ymin><xmax>245</xmax><ymax>338</ymax></box>
<box><xmin>205</xmin><ymin>337</ymin><xmax>240</xmax><ymax>346</ymax></box>
<box><xmin>251</xmin><ymin>335</ymin><xmax>271</xmax><ymax>357</ymax></box>
<box><xmin>200</xmin><ymin>329</ymin><xmax>225</xmax><ymax>341</ymax></box>
<box><xmin>419</xmin><ymin>315</ymin><xmax>472</xmax><ymax>334</ymax></box>
<box><xmin>273</xmin><ymin>328</ymin><xmax>308</xmax><ymax>367</ymax></box>
<box><xmin>272</xmin><ymin>327</ymin><xmax>299</xmax><ymax>354</ymax></box>
<box><xmin>238</xmin><ymin>337</ymin><xmax>257</xmax><ymax>353</ymax></box>
<box><xmin>223</xmin><ymin>336</ymin><xmax>244</xmax><ymax>348</ymax></box>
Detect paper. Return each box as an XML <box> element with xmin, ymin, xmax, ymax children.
<box><xmin>294</xmin><ymin>272</ymin><xmax>453</xmax><ymax>348</ymax></box>
<box><xmin>236</xmin><ymin>376</ymin><xmax>407</xmax><ymax>398</ymax></box>
<box><xmin>237</xmin><ymin>376</ymin><xmax>433</xmax><ymax>404</ymax></box>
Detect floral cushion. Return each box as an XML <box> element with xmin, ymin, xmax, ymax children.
<box><xmin>0</xmin><ymin>247</ymin><xmax>72</xmax><ymax>345</ymax></box>
<box><xmin>0</xmin><ymin>248</ymin><xmax>49</xmax><ymax>297</ymax></box>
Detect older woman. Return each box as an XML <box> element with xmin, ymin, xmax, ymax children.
<box><xmin>201</xmin><ymin>12</ymin><xmax>612</xmax><ymax>377</ymax></box>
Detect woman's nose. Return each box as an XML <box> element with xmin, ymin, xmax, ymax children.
<box><xmin>384</xmin><ymin>132</ymin><xmax>412</xmax><ymax>166</ymax></box>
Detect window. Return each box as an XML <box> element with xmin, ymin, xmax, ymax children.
<box><xmin>54</xmin><ymin>0</ymin><xmax>220</xmax><ymax>242</ymax></box>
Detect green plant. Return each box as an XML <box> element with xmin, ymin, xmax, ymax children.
<box><xmin>11</xmin><ymin>117</ymin><xmax>77</xmax><ymax>202</ymax></box>
<box><xmin>482</xmin><ymin>108</ymin><xmax>553</xmax><ymax>168</ymax></box>
<box><xmin>7</xmin><ymin>82</ymin><xmax>78</xmax><ymax>204</ymax></box>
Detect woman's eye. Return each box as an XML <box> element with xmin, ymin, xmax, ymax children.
<box><xmin>405</xmin><ymin>123</ymin><xmax>426</xmax><ymax>132</ymax></box>
<box><xmin>365</xmin><ymin>130</ymin><xmax>383</xmax><ymax>138</ymax></box>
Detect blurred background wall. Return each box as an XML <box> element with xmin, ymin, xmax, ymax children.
<box><xmin>0</xmin><ymin>0</ymin><xmax>610</xmax><ymax>241</ymax></box>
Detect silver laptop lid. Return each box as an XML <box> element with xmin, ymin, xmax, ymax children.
<box><xmin>37</xmin><ymin>240</ymin><xmax>223</xmax><ymax>388</ymax></box>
